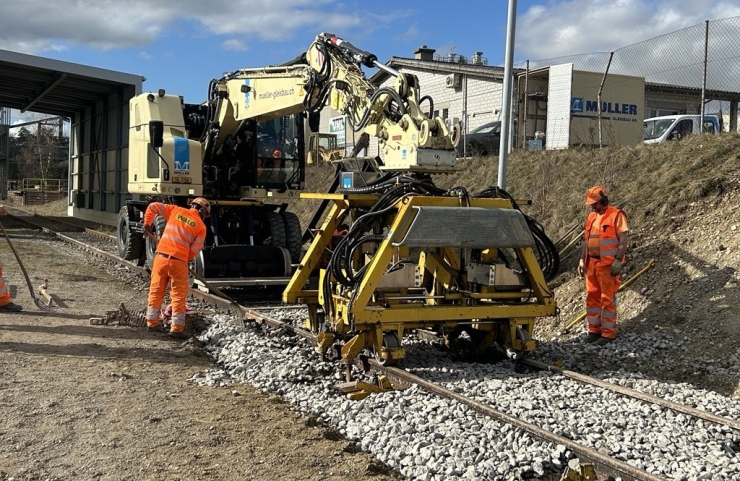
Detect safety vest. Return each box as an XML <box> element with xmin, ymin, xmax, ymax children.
<box><xmin>144</xmin><ymin>203</ymin><xmax>206</xmax><ymax>262</ymax></box>
<box><xmin>585</xmin><ymin>205</ymin><xmax>626</xmax><ymax>264</ymax></box>
<box><xmin>256</xmin><ymin>156</ymin><xmax>281</xmax><ymax>177</ymax></box>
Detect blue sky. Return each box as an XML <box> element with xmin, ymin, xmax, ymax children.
<box><xmin>2</xmin><ymin>0</ymin><xmax>739</xmax><ymax>124</ymax></box>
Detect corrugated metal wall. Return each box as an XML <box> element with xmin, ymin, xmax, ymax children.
<box><xmin>69</xmin><ymin>85</ymin><xmax>137</xmax><ymax>225</ymax></box>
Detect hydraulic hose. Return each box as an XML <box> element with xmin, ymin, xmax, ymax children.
<box><xmin>473</xmin><ymin>186</ymin><xmax>560</xmax><ymax>282</ymax></box>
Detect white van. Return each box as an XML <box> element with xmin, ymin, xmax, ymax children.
<box><xmin>642</xmin><ymin>114</ymin><xmax>720</xmax><ymax>144</ymax></box>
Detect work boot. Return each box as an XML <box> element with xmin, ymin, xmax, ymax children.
<box><xmin>146</xmin><ymin>324</ymin><xmax>165</xmax><ymax>333</ymax></box>
<box><xmin>595</xmin><ymin>336</ymin><xmax>615</xmax><ymax>346</ymax></box>
<box><xmin>584</xmin><ymin>333</ymin><xmax>601</xmax><ymax>344</ymax></box>
<box><xmin>0</xmin><ymin>301</ymin><xmax>23</xmax><ymax>312</ymax></box>
<box><xmin>168</xmin><ymin>330</ymin><xmax>188</xmax><ymax>340</ymax></box>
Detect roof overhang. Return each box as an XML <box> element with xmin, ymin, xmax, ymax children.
<box><xmin>0</xmin><ymin>49</ymin><xmax>145</xmax><ymax>118</ymax></box>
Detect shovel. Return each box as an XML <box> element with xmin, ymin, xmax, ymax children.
<box><xmin>0</xmin><ymin>219</ymin><xmax>52</xmax><ymax>311</ymax></box>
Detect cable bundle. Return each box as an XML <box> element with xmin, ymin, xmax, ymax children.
<box><xmin>473</xmin><ymin>186</ymin><xmax>560</xmax><ymax>282</ymax></box>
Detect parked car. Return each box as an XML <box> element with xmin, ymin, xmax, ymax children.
<box><xmin>457</xmin><ymin>121</ymin><xmax>501</xmax><ymax>157</ymax></box>
<box><xmin>642</xmin><ymin>114</ymin><xmax>720</xmax><ymax>144</ymax></box>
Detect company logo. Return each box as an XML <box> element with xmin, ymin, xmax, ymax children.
<box><xmin>257</xmin><ymin>87</ymin><xmax>295</xmax><ymax>100</ymax></box>
<box><xmin>176</xmin><ymin>213</ymin><xmax>196</xmax><ymax>227</ymax></box>
<box><xmin>571</xmin><ymin>97</ymin><xmax>637</xmax><ymax>115</ymax></box>
<box><xmin>173</xmin><ymin>137</ymin><xmax>190</xmax><ymax>172</ymax></box>
<box><xmin>571</xmin><ymin>97</ymin><xmax>584</xmax><ymax>112</ymax></box>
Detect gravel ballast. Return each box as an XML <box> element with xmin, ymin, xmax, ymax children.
<box><xmin>193</xmin><ymin>310</ymin><xmax>740</xmax><ymax>481</ymax></box>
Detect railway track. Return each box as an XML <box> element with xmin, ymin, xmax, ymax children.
<box><xmin>12</xmin><ymin>209</ymin><xmax>740</xmax><ymax>480</ymax></box>
<box><xmin>216</xmin><ymin>309</ymin><xmax>739</xmax><ymax>481</ymax></box>
<box><xmin>5</xmin><ymin>209</ymin><xmax>284</xmax><ymax>309</ymax></box>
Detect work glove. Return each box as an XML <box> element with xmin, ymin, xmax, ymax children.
<box><xmin>610</xmin><ymin>259</ymin><xmax>623</xmax><ymax>276</ymax></box>
<box><xmin>577</xmin><ymin>259</ymin><xmax>586</xmax><ymax>278</ymax></box>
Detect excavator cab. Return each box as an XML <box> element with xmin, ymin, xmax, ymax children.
<box><xmin>253</xmin><ymin>115</ymin><xmax>304</xmax><ymax>188</ymax></box>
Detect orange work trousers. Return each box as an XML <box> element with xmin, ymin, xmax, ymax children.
<box><xmin>585</xmin><ymin>262</ymin><xmax>620</xmax><ymax>339</ymax></box>
<box><xmin>0</xmin><ymin>263</ymin><xmax>11</xmax><ymax>306</ymax></box>
<box><xmin>146</xmin><ymin>254</ymin><xmax>189</xmax><ymax>332</ymax></box>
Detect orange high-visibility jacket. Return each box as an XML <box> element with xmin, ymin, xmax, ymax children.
<box><xmin>584</xmin><ymin>205</ymin><xmax>627</xmax><ymax>265</ymax></box>
<box><xmin>144</xmin><ymin>203</ymin><xmax>206</xmax><ymax>262</ymax></box>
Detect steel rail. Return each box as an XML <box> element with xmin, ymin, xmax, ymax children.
<box><xmin>369</xmin><ymin>359</ymin><xmax>665</xmax><ymax>481</ymax></box>
<box><xmin>4</xmin><ymin>213</ymin><xmax>241</xmax><ymax>313</ymax></box>
<box><xmin>180</xmin><ymin>294</ymin><xmax>666</xmax><ymax>481</ymax></box>
<box><xmin>523</xmin><ymin>357</ymin><xmax>740</xmax><ymax>432</ymax></box>
<box><xmin>8</xmin><ymin>209</ymin><xmax>116</xmax><ymax>241</ymax></box>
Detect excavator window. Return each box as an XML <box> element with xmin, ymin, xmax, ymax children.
<box><xmin>253</xmin><ymin>114</ymin><xmax>304</xmax><ymax>188</ymax></box>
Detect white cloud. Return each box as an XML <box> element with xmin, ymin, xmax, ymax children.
<box><xmin>222</xmin><ymin>39</ymin><xmax>248</xmax><ymax>52</ymax></box>
<box><xmin>517</xmin><ymin>0</ymin><xmax>740</xmax><ymax>60</ymax></box>
<box><xmin>0</xmin><ymin>0</ymin><xmax>382</xmax><ymax>54</ymax></box>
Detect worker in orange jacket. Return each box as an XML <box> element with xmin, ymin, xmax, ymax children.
<box><xmin>0</xmin><ymin>205</ymin><xmax>22</xmax><ymax>312</ymax></box>
<box><xmin>577</xmin><ymin>186</ymin><xmax>628</xmax><ymax>345</ymax></box>
<box><xmin>143</xmin><ymin>198</ymin><xmax>209</xmax><ymax>339</ymax></box>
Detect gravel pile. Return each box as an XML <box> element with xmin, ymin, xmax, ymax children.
<box><xmin>193</xmin><ymin>310</ymin><xmax>740</xmax><ymax>481</ymax></box>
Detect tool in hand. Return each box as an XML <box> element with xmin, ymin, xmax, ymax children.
<box><xmin>0</xmin><ymin>218</ymin><xmax>52</xmax><ymax>311</ymax></box>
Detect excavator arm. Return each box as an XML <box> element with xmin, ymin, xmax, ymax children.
<box><xmin>208</xmin><ymin>32</ymin><xmax>458</xmax><ymax>173</ymax></box>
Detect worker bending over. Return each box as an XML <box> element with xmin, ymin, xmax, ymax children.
<box><xmin>577</xmin><ymin>186</ymin><xmax>628</xmax><ymax>345</ymax></box>
<box><xmin>143</xmin><ymin>198</ymin><xmax>209</xmax><ymax>338</ymax></box>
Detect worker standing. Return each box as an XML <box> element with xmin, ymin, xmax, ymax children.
<box><xmin>143</xmin><ymin>198</ymin><xmax>209</xmax><ymax>338</ymax></box>
<box><xmin>0</xmin><ymin>205</ymin><xmax>22</xmax><ymax>312</ymax></box>
<box><xmin>577</xmin><ymin>186</ymin><xmax>628</xmax><ymax>345</ymax></box>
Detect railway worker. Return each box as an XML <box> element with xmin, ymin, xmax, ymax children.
<box><xmin>0</xmin><ymin>205</ymin><xmax>22</xmax><ymax>312</ymax></box>
<box><xmin>143</xmin><ymin>198</ymin><xmax>209</xmax><ymax>339</ymax></box>
<box><xmin>577</xmin><ymin>186</ymin><xmax>628</xmax><ymax>345</ymax></box>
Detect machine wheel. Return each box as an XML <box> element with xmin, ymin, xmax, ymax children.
<box><xmin>281</xmin><ymin>212</ymin><xmax>302</xmax><ymax>263</ymax></box>
<box><xmin>145</xmin><ymin>215</ymin><xmax>167</xmax><ymax>269</ymax></box>
<box><xmin>117</xmin><ymin>205</ymin><xmax>143</xmax><ymax>261</ymax></box>
<box><xmin>375</xmin><ymin>331</ymin><xmax>401</xmax><ymax>367</ymax></box>
<box><xmin>266</xmin><ymin>212</ymin><xmax>286</xmax><ymax>248</ymax></box>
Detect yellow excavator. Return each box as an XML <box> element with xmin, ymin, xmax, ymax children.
<box><xmin>306</xmin><ymin>133</ymin><xmax>342</xmax><ymax>165</ymax></box>
<box><xmin>118</xmin><ymin>32</ymin><xmax>559</xmax><ymax>367</ymax></box>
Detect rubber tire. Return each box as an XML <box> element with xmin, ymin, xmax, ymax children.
<box><xmin>117</xmin><ymin>206</ymin><xmax>144</xmax><ymax>261</ymax></box>
<box><xmin>281</xmin><ymin>212</ymin><xmax>302</xmax><ymax>263</ymax></box>
<box><xmin>145</xmin><ymin>215</ymin><xmax>167</xmax><ymax>270</ymax></box>
<box><xmin>266</xmin><ymin>212</ymin><xmax>286</xmax><ymax>248</ymax></box>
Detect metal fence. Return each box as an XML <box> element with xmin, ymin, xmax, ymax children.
<box><xmin>514</xmin><ymin>16</ymin><xmax>740</xmax><ymax>145</ymax></box>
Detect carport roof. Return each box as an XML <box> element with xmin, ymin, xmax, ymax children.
<box><xmin>0</xmin><ymin>49</ymin><xmax>144</xmax><ymax>118</ymax></box>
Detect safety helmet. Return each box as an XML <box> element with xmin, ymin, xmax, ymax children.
<box><xmin>190</xmin><ymin>197</ymin><xmax>211</xmax><ymax>218</ymax></box>
<box><xmin>585</xmin><ymin>186</ymin><xmax>609</xmax><ymax>205</ymax></box>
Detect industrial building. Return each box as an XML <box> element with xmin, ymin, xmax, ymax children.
<box><xmin>0</xmin><ymin>49</ymin><xmax>143</xmax><ymax>225</ymax></box>
<box><xmin>322</xmin><ymin>46</ymin><xmax>740</xmax><ymax>155</ymax></box>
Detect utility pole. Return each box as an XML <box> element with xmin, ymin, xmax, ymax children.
<box><xmin>497</xmin><ymin>0</ymin><xmax>517</xmax><ymax>190</ymax></box>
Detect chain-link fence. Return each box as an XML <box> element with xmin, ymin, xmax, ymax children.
<box><xmin>514</xmin><ymin>16</ymin><xmax>740</xmax><ymax>148</ymax></box>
